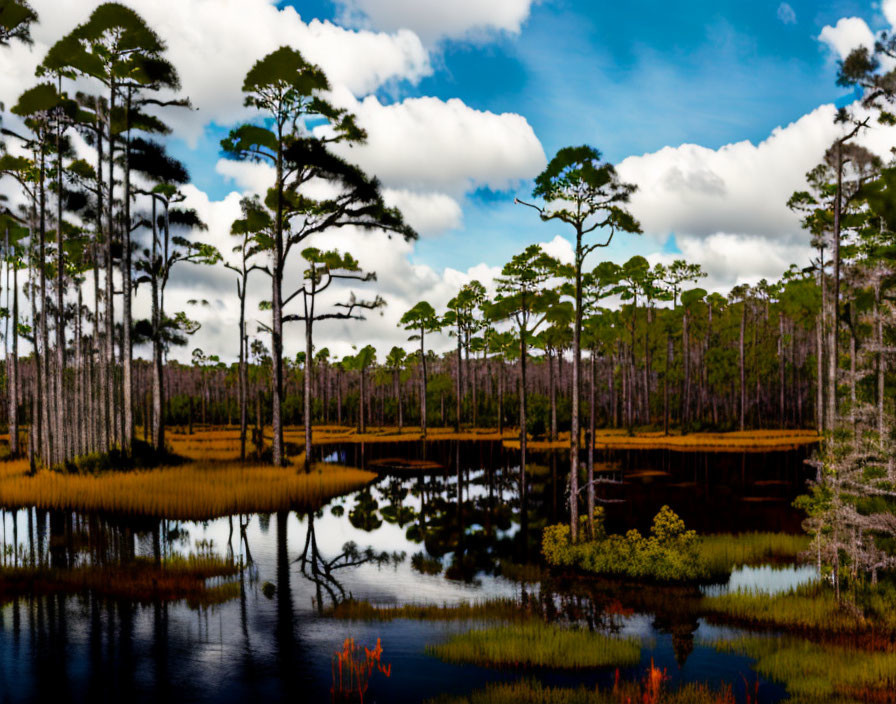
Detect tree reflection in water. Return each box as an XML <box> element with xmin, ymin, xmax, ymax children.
<box><xmin>298</xmin><ymin>510</ymin><xmax>404</xmax><ymax>613</ymax></box>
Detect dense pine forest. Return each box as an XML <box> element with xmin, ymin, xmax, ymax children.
<box><xmin>2</xmin><ymin>2</ymin><xmax>896</xmax><ymax>703</ymax></box>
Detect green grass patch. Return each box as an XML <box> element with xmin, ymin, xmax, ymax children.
<box><xmin>702</xmin><ymin>582</ymin><xmax>896</xmax><ymax>635</ymax></box>
<box><xmin>426</xmin><ymin>676</ymin><xmax>747</xmax><ymax>703</ymax></box>
<box><xmin>697</xmin><ymin>532</ymin><xmax>809</xmax><ymax>576</ymax></box>
<box><xmin>715</xmin><ymin>636</ymin><xmax>896</xmax><ymax>701</ymax></box>
<box><xmin>426</xmin><ymin>622</ymin><xmax>641</xmax><ymax>669</ymax></box>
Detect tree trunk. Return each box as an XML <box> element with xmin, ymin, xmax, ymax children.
<box><xmin>303</xmin><ymin>316</ymin><xmax>313</xmax><ymax>472</ymax></box>
<box><xmin>420</xmin><ymin>331</ymin><xmax>427</xmax><ymax>437</ymax></box>
<box><xmin>569</xmin><ymin>239</ymin><xmax>586</xmax><ymax>542</ymax></box>
<box><xmin>739</xmin><ymin>301</ymin><xmax>746</xmax><ymax>432</ymax></box>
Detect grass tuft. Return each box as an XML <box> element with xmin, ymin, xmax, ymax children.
<box><xmin>426</xmin><ymin>622</ymin><xmax>641</xmax><ymax>669</ymax></box>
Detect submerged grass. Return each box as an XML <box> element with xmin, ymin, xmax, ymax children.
<box><xmin>327</xmin><ymin>598</ymin><xmax>532</xmax><ymax>622</ymax></box>
<box><xmin>0</xmin><ymin>554</ymin><xmax>240</xmax><ymax>606</ymax></box>
<box><xmin>426</xmin><ymin>622</ymin><xmax>641</xmax><ymax>669</ymax></box>
<box><xmin>426</xmin><ymin>678</ymin><xmax>747</xmax><ymax>704</ymax></box>
<box><xmin>0</xmin><ymin>458</ymin><xmax>375</xmax><ymax>520</ymax></box>
<box><xmin>714</xmin><ymin>636</ymin><xmax>896</xmax><ymax>701</ymax></box>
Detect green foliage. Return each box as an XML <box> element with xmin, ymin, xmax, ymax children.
<box><xmin>543</xmin><ymin>507</ymin><xmax>704</xmax><ymax>581</ymax></box>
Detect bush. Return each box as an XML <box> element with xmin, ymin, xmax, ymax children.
<box><xmin>542</xmin><ymin>506</ymin><xmax>707</xmax><ymax>582</ymax></box>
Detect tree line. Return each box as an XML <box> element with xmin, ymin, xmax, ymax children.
<box><xmin>0</xmin><ymin>2</ymin><xmax>895</xmax><ymax>583</ymax></box>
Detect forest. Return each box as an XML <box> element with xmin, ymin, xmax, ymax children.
<box><xmin>0</xmin><ymin>2</ymin><xmax>895</xmax><ymax>704</ymax></box>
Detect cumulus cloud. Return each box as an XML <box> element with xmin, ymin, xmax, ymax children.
<box><xmin>322</xmin><ymin>88</ymin><xmax>546</xmax><ymax>197</ymax></box>
<box><xmin>614</xmin><ymin>102</ymin><xmax>896</xmax><ymax>290</ymax></box>
<box><xmin>818</xmin><ymin>17</ymin><xmax>875</xmax><ymax>61</ymax></box>
<box><xmin>0</xmin><ymin>0</ymin><xmax>431</xmax><ymax>145</ymax></box>
<box><xmin>334</xmin><ymin>0</ymin><xmax>535</xmax><ymax>45</ymax></box>
<box><xmin>617</xmin><ymin>104</ymin><xmax>851</xmax><ymax>244</ymax></box>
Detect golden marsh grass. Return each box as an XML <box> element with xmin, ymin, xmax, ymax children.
<box><xmin>503</xmin><ymin>429</ymin><xmax>821</xmax><ymax>452</ymax></box>
<box><xmin>0</xmin><ymin>456</ymin><xmax>375</xmax><ymax>520</ymax></box>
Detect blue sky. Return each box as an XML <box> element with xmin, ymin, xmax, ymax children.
<box><xmin>3</xmin><ymin>0</ymin><xmax>891</xmax><ymax>358</ymax></box>
<box><xmin>169</xmin><ymin>0</ymin><xmax>876</xmax><ymax>273</ymax></box>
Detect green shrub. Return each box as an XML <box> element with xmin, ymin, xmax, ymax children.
<box><xmin>542</xmin><ymin>506</ymin><xmax>706</xmax><ymax>581</ymax></box>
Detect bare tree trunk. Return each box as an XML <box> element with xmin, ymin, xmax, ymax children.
<box><xmin>664</xmin><ymin>333</ymin><xmax>671</xmax><ymax>436</ymax></box>
<box><xmin>569</xmin><ymin>245</ymin><xmax>582</xmax><ymax>542</ymax></box>
<box><xmin>121</xmin><ymin>89</ymin><xmax>134</xmax><ymax>452</ymax></box>
<box><xmin>828</xmin><ymin>142</ymin><xmax>843</xmax><ymax>432</ymax></box>
<box><xmin>303</xmin><ymin>317</ymin><xmax>313</xmax><ymax>472</ymax></box>
<box><xmin>779</xmin><ymin>311</ymin><xmax>785</xmax><ymax>427</ymax></box>
<box><xmin>739</xmin><ymin>301</ymin><xmax>746</xmax><ymax>432</ymax></box>
<box><xmin>587</xmin><ymin>348</ymin><xmax>595</xmax><ymax>536</ymax></box>
<box><xmin>548</xmin><ymin>347</ymin><xmax>557</xmax><ymax>440</ymax></box>
<box><xmin>420</xmin><ymin>331</ymin><xmax>427</xmax><ymax>437</ymax></box>
<box><xmin>454</xmin><ymin>327</ymin><xmax>461</xmax><ymax>431</ymax></box>
<box><xmin>816</xmin><ymin>312</ymin><xmax>824</xmax><ymax>432</ymax></box>
<box><xmin>876</xmin><ymin>287</ymin><xmax>885</xmax><ymax>440</ymax></box>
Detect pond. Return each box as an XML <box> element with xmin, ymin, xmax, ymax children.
<box><xmin>0</xmin><ymin>440</ymin><xmax>816</xmax><ymax>703</ymax></box>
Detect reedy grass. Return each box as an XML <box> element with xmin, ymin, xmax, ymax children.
<box><xmin>426</xmin><ymin>679</ymin><xmax>744</xmax><ymax>704</ymax></box>
<box><xmin>702</xmin><ymin>582</ymin><xmax>896</xmax><ymax>635</ymax></box>
<box><xmin>696</xmin><ymin>532</ymin><xmax>810</xmax><ymax>577</ymax></box>
<box><xmin>327</xmin><ymin>598</ymin><xmax>530</xmax><ymax>622</ymax></box>
<box><xmin>426</xmin><ymin>622</ymin><xmax>641</xmax><ymax>669</ymax></box>
<box><xmin>714</xmin><ymin>636</ymin><xmax>896</xmax><ymax>701</ymax></box>
<box><xmin>0</xmin><ymin>458</ymin><xmax>375</xmax><ymax>520</ymax></box>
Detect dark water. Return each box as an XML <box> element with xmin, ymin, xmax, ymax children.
<box><xmin>0</xmin><ymin>441</ymin><xmax>815</xmax><ymax>703</ymax></box>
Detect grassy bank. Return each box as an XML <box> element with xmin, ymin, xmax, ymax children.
<box><xmin>0</xmin><ymin>457</ymin><xmax>375</xmax><ymax>520</ymax></box>
<box><xmin>714</xmin><ymin>636</ymin><xmax>896</xmax><ymax>701</ymax></box>
<box><xmin>426</xmin><ymin>622</ymin><xmax>641</xmax><ymax>669</ymax></box>
<box><xmin>702</xmin><ymin>582</ymin><xmax>896</xmax><ymax>636</ymax></box>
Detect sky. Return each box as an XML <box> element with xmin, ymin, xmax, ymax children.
<box><xmin>1</xmin><ymin>0</ymin><xmax>895</xmax><ymax>362</ymax></box>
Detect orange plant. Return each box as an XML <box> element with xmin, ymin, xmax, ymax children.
<box><xmin>331</xmin><ymin>637</ymin><xmax>391</xmax><ymax>703</ymax></box>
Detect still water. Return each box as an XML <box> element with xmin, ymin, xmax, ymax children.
<box><xmin>0</xmin><ymin>441</ymin><xmax>814</xmax><ymax>703</ymax></box>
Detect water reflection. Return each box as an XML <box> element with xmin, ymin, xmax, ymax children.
<box><xmin>0</xmin><ymin>441</ymin><xmax>811</xmax><ymax>703</ymax></box>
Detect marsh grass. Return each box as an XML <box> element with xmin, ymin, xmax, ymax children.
<box><xmin>697</xmin><ymin>532</ymin><xmax>810</xmax><ymax>577</ymax></box>
<box><xmin>0</xmin><ymin>554</ymin><xmax>240</xmax><ymax>606</ymax></box>
<box><xmin>702</xmin><ymin>582</ymin><xmax>896</xmax><ymax>636</ymax></box>
<box><xmin>0</xmin><ymin>458</ymin><xmax>375</xmax><ymax>520</ymax></box>
<box><xmin>327</xmin><ymin>598</ymin><xmax>531</xmax><ymax>622</ymax></box>
<box><xmin>504</xmin><ymin>429</ymin><xmax>820</xmax><ymax>453</ymax></box>
<box><xmin>425</xmin><ymin>678</ymin><xmax>745</xmax><ymax>704</ymax></box>
<box><xmin>714</xmin><ymin>636</ymin><xmax>896</xmax><ymax>701</ymax></box>
<box><xmin>426</xmin><ymin>622</ymin><xmax>641</xmax><ymax>669</ymax></box>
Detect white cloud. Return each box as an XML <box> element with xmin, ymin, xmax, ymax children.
<box><xmin>382</xmin><ymin>189</ymin><xmax>463</xmax><ymax>236</ymax></box>
<box><xmin>777</xmin><ymin>3</ymin><xmax>797</xmax><ymax>25</ymax></box>
<box><xmin>818</xmin><ymin>17</ymin><xmax>875</xmax><ymax>61</ymax></box>
<box><xmin>334</xmin><ymin>0</ymin><xmax>535</xmax><ymax>45</ymax></box>
<box><xmin>885</xmin><ymin>0</ymin><xmax>896</xmax><ymax>27</ymax></box>
<box><xmin>1</xmin><ymin>0</ymin><xmax>431</xmax><ymax>145</ymax></box>
<box><xmin>617</xmin><ymin>104</ymin><xmax>851</xmax><ymax>244</ymax></box>
<box><xmin>615</xmin><ymin>102</ymin><xmax>896</xmax><ymax>290</ymax></box>
<box><xmin>322</xmin><ymin>88</ymin><xmax>546</xmax><ymax>197</ymax></box>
